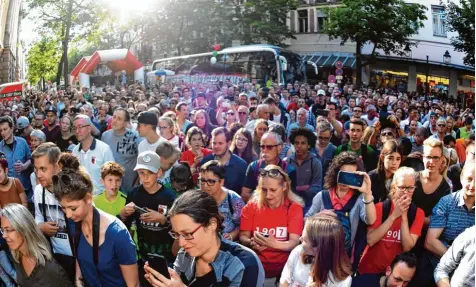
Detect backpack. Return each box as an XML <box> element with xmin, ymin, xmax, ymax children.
<box><xmin>322</xmin><ymin>190</ymin><xmax>360</xmax><ymax>256</ymax></box>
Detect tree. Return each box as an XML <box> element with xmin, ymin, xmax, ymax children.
<box><xmin>444</xmin><ymin>0</ymin><xmax>475</xmax><ymax>67</ymax></box>
<box><xmin>26</xmin><ymin>0</ymin><xmax>106</xmax><ymax>86</ymax></box>
<box><xmin>223</xmin><ymin>0</ymin><xmax>299</xmax><ymax>46</ymax></box>
<box><xmin>26</xmin><ymin>38</ymin><xmax>61</xmax><ymax>89</ymax></box>
<box><xmin>324</xmin><ymin>0</ymin><xmax>427</xmax><ymax>87</ymax></box>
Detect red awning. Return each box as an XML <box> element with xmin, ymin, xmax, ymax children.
<box><xmin>0</xmin><ymin>82</ymin><xmax>23</xmax><ymax>94</ymax></box>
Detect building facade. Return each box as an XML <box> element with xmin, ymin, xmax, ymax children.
<box><xmin>0</xmin><ymin>0</ymin><xmax>23</xmax><ymax>84</ymax></box>
<box><xmin>285</xmin><ymin>0</ymin><xmax>474</xmax><ymax>97</ymax></box>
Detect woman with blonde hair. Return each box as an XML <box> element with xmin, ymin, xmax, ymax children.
<box><xmin>1</xmin><ymin>203</ymin><xmax>72</xmax><ymax>286</ymax></box>
<box><xmin>252</xmin><ymin>119</ymin><xmax>269</xmax><ymax>156</ymax></box>
<box><xmin>358</xmin><ymin>167</ymin><xmax>425</xmax><ymax>274</ymax></box>
<box><xmin>240</xmin><ymin>165</ymin><xmax>304</xmax><ymax>278</ymax></box>
<box><xmin>439</xmin><ymin>148</ymin><xmax>454</xmax><ymax>192</ymax></box>
<box><xmin>280</xmin><ymin>215</ymin><xmax>352</xmax><ymax>287</ymax></box>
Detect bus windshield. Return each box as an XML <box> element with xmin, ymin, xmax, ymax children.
<box><xmin>153</xmin><ymin>51</ymin><xmax>279</xmax><ymax>86</ymax></box>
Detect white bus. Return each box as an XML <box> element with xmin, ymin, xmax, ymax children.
<box><xmin>151</xmin><ymin>44</ymin><xmax>318</xmax><ymax>86</ymax></box>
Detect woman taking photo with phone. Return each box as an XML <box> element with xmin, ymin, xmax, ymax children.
<box><xmin>1</xmin><ymin>203</ymin><xmax>72</xmax><ymax>287</ymax></box>
<box><xmin>368</xmin><ymin>140</ymin><xmax>404</xmax><ymax>203</ymax></box>
<box><xmin>144</xmin><ymin>191</ymin><xmax>265</xmax><ymax>286</ymax></box>
<box><xmin>280</xmin><ymin>215</ymin><xmax>352</xmax><ymax>287</ymax></box>
<box><xmin>239</xmin><ymin>165</ymin><xmax>304</xmax><ymax>279</ymax></box>
<box><xmin>305</xmin><ymin>152</ymin><xmax>376</xmax><ymax>260</ymax></box>
<box><xmin>53</xmin><ymin>155</ymin><xmax>139</xmax><ymax>287</ymax></box>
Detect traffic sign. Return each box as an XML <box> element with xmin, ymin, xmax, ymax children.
<box><xmin>335</xmin><ymin>61</ymin><xmax>343</xmax><ymax>69</ymax></box>
<box><xmin>328</xmin><ymin>75</ymin><xmax>336</xmax><ymax>83</ymax></box>
<box><xmin>336</xmin><ymin>69</ymin><xmax>343</xmax><ymax>75</ymax></box>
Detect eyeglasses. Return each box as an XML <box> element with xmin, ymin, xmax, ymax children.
<box><xmin>318</xmin><ymin>136</ymin><xmax>330</xmax><ymax>141</ymax></box>
<box><xmin>437</xmin><ymin>124</ymin><xmax>446</xmax><ymax>127</ymax></box>
<box><xmin>236</xmin><ymin>137</ymin><xmax>248</xmax><ymax>143</ymax></box>
<box><xmin>198</xmin><ymin>177</ymin><xmax>219</xmax><ymax>186</ymax></box>
<box><xmin>227</xmin><ymin>112</ymin><xmax>235</xmax><ymax>116</ymax></box>
<box><xmin>0</xmin><ymin>228</ymin><xmax>15</xmax><ymax>235</ymax></box>
<box><xmin>169</xmin><ymin>224</ymin><xmax>203</xmax><ymax>240</ymax></box>
<box><xmin>238</xmin><ymin>112</ymin><xmax>247</xmax><ymax>115</ymax></box>
<box><xmin>381</xmin><ymin>132</ymin><xmax>394</xmax><ymax>137</ymax></box>
<box><xmin>260</xmin><ymin>144</ymin><xmax>278</xmax><ymax>150</ymax></box>
<box><xmin>73</xmin><ymin>124</ymin><xmax>90</xmax><ymax>131</ymax></box>
<box><xmin>397</xmin><ymin>186</ymin><xmax>416</xmax><ymax>192</ymax></box>
<box><xmin>259</xmin><ymin>168</ymin><xmax>285</xmax><ymax>178</ymax></box>
<box><xmin>159</xmin><ymin>126</ymin><xmax>170</xmax><ymax>130</ymax></box>
<box><xmin>423</xmin><ymin>156</ymin><xmax>441</xmax><ymax>162</ymax></box>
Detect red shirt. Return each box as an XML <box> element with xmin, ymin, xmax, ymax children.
<box><xmin>329</xmin><ymin>188</ymin><xmax>354</xmax><ymax>210</ymax></box>
<box><xmin>455</xmin><ymin>138</ymin><xmax>466</xmax><ymax>163</ymax></box>
<box><xmin>180</xmin><ymin>148</ymin><xmax>212</xmax><ymax>183</ymax></box>
<box><xmin>240</xmin><ymin>199</ymin><xmax>304</xmax><ymax>278</ymax></box>
<box><xmin>358</xmin><ymin>201</ymin><xmax>425</xmax><ymax>274</ymax></box>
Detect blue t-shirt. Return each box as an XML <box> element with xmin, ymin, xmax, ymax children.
<box><xmin>77</xmin><ymin>219</ymin><xmax>137</xmax><ymax>287</ymax></box>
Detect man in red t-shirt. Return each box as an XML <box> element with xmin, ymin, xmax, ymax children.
<box><xmin>358</xmin><ymin>168</ymin><xmax>425</xmax><ymax>274</ymax></box>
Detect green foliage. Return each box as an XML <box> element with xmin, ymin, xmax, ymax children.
<box><xmin>444</xmin><ymin>0</ymin><xmax>475</xmax><ymax>67</ymax></box>
<box><xmin>224</xmin><ymin>0</ymin><xmax>299</xmax><ymax>46</ymax></box>
<box><xmin>26</xmin><ymin>38</ymin><xmax>61</xmax><ymax>84</ymax></box>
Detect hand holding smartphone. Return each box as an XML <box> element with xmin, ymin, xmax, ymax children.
<box><xmin>148</xmin><ymin>254</ymin><xmax>170</xmax><ymax>279</ymax></box>
<box><xmin>337</xmin><ymin>171</ymin><xmax>364</xmax><ymax>188</ymax></box>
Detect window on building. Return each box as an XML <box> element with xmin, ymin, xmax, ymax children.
<box><xmin>317</xmin><ymin>16</ymin><xmax>327</xmax><ymax>32</ymax></box>
<box><xmin>432</xmin><ymin>6</ymin><xmax>447</xmax><ymax>37</ymax></box>
<box><xmin>298</xmin><ymin>10</ymin><xmax>308</xmax><ymax>33</ymax></box>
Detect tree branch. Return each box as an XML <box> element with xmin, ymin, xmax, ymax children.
<box><xmin>362</xmin><ymin>42</ymin><xmax>378</xmax><ymax>66</ymax></box>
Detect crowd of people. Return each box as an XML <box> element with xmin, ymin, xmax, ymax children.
<box><xmin>0</xmin><ymin>80</ymin><xmax>473</xmax><ymax>287</ymax></box>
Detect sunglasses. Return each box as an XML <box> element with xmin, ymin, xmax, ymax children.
<box><xmin>227</xmin><ymin>112</ymin><xmax>234</xmax><ymax>116</ymax></box>
<box><xmin>437</xmin><ymin>124</ymin><xmax>446</xmax><ymax>127</ymax></box>
<box><xmin>381</xmin><ymin>132</ymin><xmax>394</xmax><ymax>137</ymax></box>
<box><xmin>259</xmin><ymin>168</ymin><xmax>285</xmax><ymax>178</ymax></box>
<box><xmin>238</xmin><ymin>112</ymin><xmax>247</xmax><ymax>115</ymax></box>
<box><xmin>260</xmin><ymin>144</ymin><xmax>278</xmax><ymax>150</ymax></box>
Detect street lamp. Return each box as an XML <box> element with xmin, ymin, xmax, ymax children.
<box><xmin>443</xmin><ymin>50</ymin><xmax>451</xmax><ymax>64</ymax></box>
<box><xmin>404</xmin><ymin>44</ymin><xmax>412</xmax><ymax>58</ymax></box>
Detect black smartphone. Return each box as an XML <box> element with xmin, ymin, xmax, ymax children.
<box><xmin>148</xmin><ymin>254</ymin><xmax>170</xmax><ymax>279</ymax></box>
<box><xmin>337</xmin><ymin>171</ymin><xmax>364</xmax><ymax>188</ymax></box>
<box><xmin>379</xmin><ymin>111</ymin><xmax>392</xmax><ymax>128</ymax></box>
<box><xmin>134</xmin><ymin>205</ymin><xmax>148</xmax><ymax>214</ymax></box>
<box><xmin>315</xmin><ymin>109</ymin><xmax>329</xmax><ymax>117</ymax></box>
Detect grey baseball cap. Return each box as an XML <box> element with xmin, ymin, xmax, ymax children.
<box><xmin>16</xmin><ymin>116</ymin><xmax>30</xmax><ymax>129</ymax></box>
<box><xmin>134</xmin><ymin>151</ymin><xmax>161</xmax><ymax>174</ymax></box>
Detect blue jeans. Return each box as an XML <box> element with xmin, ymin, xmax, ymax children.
<box><xmin>0</xmin><ymin>250</ymin><xmax>16</xmax><ymax>287</ymax></box>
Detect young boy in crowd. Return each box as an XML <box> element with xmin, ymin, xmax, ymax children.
<box><xmin>94</xmin><ymin>161</ymin><xmax>127</xmax><ymax>216</ymax></box>
<box><xmin>119</xmin><ymin>151</ymin><xmax>177</xmax><ymax>287</ymax></box>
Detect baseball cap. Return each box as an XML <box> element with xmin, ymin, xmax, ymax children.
<box><xmin>16</xmin><ymin>116</ymin><xmax>30</xmax><ymax>129</ymax></box>
<box><xmin>11</xmin><ymin>105</ymin><xmax>18</xmax><ymax>111</ymax></box>
<box><xmin>137</xmin><ymin>111</ymin><xmax>158</xmax><ymax>126</ymax></box>
<box><xmin>45</xmin><ymin>106</ymin><xmax>57</xmax><ymax>114</ymax></box>
<box><xmin>317</xmin><ymin>89</ymin><xmax>326</xmax><ymax>96</ymax></box>
<box><xmin>134</xmin><ymin>151</ymin><xmax>160</xmax><ymax>174</ymax></box>
<box><xmin>196</xmin><ymin>92</ymin><xmax>206</xmax><ymax>99</ymax></box>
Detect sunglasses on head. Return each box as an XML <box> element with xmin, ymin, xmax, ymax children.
<box><xmin>259</xmin><ymin>168</ymin><xmax>285</xmax><ymax>178</ymax></box>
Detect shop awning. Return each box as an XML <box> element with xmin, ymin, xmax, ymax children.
<box><xmin>301</xmin><ymin>52</ymin><xmax>356</xmax><ymax>69</ymax></box>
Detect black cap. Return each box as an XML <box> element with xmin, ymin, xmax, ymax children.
<box><xmin>45</xmin><ymin>106</ymin><xmax>57</xmax><ymax>114</ymax></box>
<box><xmin>137</xmin><ymin>112</ymin><xmax>158</xmax><ymax>126</ymax></box>
<box><xmin>197</xmin><ymin>92</ymin><xmax>206</xmax><ymax>99</ymax></box>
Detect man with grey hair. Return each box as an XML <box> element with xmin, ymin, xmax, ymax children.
<box><xmin>155</xmin><ymin>140</ymin><xmax>181</xmax><ymax>187</ymax></box>
<box><xmin>432</xmin><ymin>117</ymin><xmax>447</xmax><ymax>142</ymax></box>
<box><xmin>361</xmin><ymin>104</ymin><xmax>378</xmax><ymax>127</ymax></box>
<box><xmin>316</xmin><ymin>121</ymin><xmax>337</xmax><ymax>177</ymax></box>
<box><xmin>241</xmin><ymin>131</ymin><xmax>297</xmax><ymax>201</ymax></box>
<box><xmin>244</xmin><ymin>104</ymin><xmax>277</xmax><ymax>132</ymax></box>
<box><xmin>72</xmin><ymin>114</ymin><xmax>114</xmax><ymax>194</ymax></box>
<box><xmin>81</xmin><ymin>104</ymin><xmax>101</xmax><ymax>136</ymax></box>
<box><xmin>286</xmin><ymin>108</ymin><xmax>314</xmax><ymax>137</ymax></box>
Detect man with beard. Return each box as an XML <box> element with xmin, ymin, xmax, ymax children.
<box><xmin>43</xmin><ymin>106</ymin><xmax>61</xmax><ymax>143</ymax></box>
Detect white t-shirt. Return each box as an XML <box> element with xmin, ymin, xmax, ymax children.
<box><xmin>72</xmin><ymin>139</ymin><xmax>115</xmax><ymax>195</ymax></box>
<box><xmin>280</xmin><ymin>245</ymin><xmax>352</xmax><ymax>287</ymax></box>
<box><xmin>33</xmin><ymin>185</ymin><xmax>73</xmax><ymax>257</ymax></box>
<box><xmin>138</xmin><ymin>136</ymin><xmax>168</xmax><ymax>154</ymax></box>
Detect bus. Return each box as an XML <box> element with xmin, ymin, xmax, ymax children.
<box><xmin>151</xmin><ymin>44</ymin><xmax>318</xmax><ymax>86</ymax></box>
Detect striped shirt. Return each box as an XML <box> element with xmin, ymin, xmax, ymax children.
<box><xmin>429</xmin><ymin>190</ymin><xmax>475</xmax><ymax>247</ymax></box>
